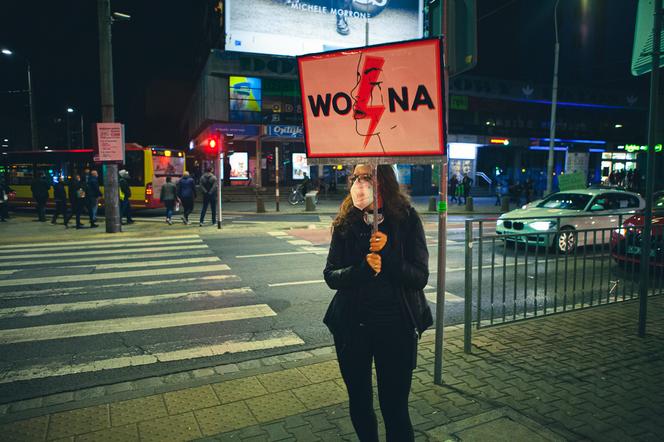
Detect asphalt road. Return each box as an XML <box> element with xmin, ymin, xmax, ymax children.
<box><xmin>0</xmin><ymin>213</ymin><xmax>653</xmax><ymax>403</ymax></box>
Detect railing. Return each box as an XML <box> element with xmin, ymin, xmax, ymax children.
<box><xmin>463</xmin><ymin>213</ymin><xmax>664</xmax><ymax>352</ymax></box>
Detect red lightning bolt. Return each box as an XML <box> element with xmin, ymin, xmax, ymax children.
<box><xmin>353</xmin><ymin>56</ymin><xmax>385</xmax><ymax>148</ymax></box>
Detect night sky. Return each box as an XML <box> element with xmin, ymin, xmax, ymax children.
<box><xmin>0</xmin><ymin>0</ymin><xmax>650</xmax><ymax>150</ymax></box>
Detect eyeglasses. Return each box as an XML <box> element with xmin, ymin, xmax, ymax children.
<box><xmin>349</xmin><ymin>174</ymin><xmax>373</xmax><ymax>185</ymax></box>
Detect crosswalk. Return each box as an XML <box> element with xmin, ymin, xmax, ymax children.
<box><xmin>0</xmin><ymin>235</ymin><xmax>304</xmax><ymax>391</ymax></box>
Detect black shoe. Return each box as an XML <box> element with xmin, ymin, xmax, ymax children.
<box><xmin>336</xmin><ymin>16</ymin><xmax>350</xmax><ymax>35</ymax></box>
<box><xmin>51</xmin><ymin>220</ymin><xmax>57</xmax><ymax>225</ymax></box>
<box><xmin>90</xmin><ymin>223</ymin><xmax>99</xmax><ymax>228</ymax></box>
<box><xmin>126</xmin><ymin>220</ymin><xmax>135</xmax><ymax>225</ymax></box>
<box><xmin>76</xmin><ymin>225</ymin><xmax>84</xmax><ymax>229</ymax></box>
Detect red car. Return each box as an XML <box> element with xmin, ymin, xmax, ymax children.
<box><xmin>611</xmin><ymin>191</ymin><xmax>664</xmax><ymax>267</ymax></box>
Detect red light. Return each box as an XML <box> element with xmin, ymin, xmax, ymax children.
<box><xmin>208</xmin><ymin>139</ymin><xmax>217</xmax><ymax>149</ymax></box>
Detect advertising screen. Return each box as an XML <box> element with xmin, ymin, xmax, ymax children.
<box><xmin>292</xmin><ymin>153</ymin><xmax>310</xmax><ymax>180</ymax></box>
<box><xmin>229</xmin><ymin>152</ymin><xmax>249</xmax><ymax>180</ymax></box>
<box><xmin>230</xmin><ymin>76</ymin><xmax>262</xmax><ymax>122</ymax></box>
<box><xmin>225</xmin><ymin>0</ymin><xmax>424</xmax><ymax>57</ymax></box>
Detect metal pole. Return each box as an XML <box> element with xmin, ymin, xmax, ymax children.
<box><xmin>275</xmin><ymin>145</ymin><xmax>280</xmax><ymax>212</ymax></box>
<box><xmin>371</xmin><ymin>161</ymin><xmax>378</xmax><ymax>234</ymax></box>
<box><xmin>98</xmin><ymin>0</ymin><xmax>121</xmax><ymax>233</ymax></box>
<box><xmin>217</xmin><ymin>149</ymin><xmax>222</xmax><ymax>229</ymax></box>
<box><xmin>638</xmin><ymin>0</ymin><xmax>662</xmax><ymax>337</ymax></box>
<box><xmin>80</xmin><ymin>114</ymin><xmax>85</xmax><ymax>147</ymax></box>
<box><xmin>66</xmin><ymin>112</ymin><xmax>71</xmax><ymax>148</ymax></box>
<box><xmin>546</xmin><ymin>0</ymin><xmax>560</xmax><ymax>195</ymax></box>
<box><xmin>26</xmin><ymin>63</ymin><xmax>38</xmax><ymax>151</ymax></box>
<box><xmin>464</xmin><ymin>219</ymin><xmax>473</xmax><ymax>353</ymax></box>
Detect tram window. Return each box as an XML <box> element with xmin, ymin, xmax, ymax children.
<box><xmin>8</xmin><ymin>164</ymin><xmax>33</xmax><ymax>185</ymax></box>
<box><xmin>122</xmin><ymin>150</ymin><xmax>145</xmax><ymax>186</ymax></box>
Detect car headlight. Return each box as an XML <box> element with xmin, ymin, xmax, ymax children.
<box><xmin>530</xmin><ymin>221</ymin><xmax>556</xmax><ymax>231</ymax></box>
<box><xmin>613</xmin><ymin>228</ymin><xmax>626</xmax><ymax>236</ymax></box>
<box><xmin>496</xmin><ymin>219</ymin><xmax>504</xmax><ymax>226</ymax></box>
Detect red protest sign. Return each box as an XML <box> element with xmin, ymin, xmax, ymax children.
<box><xmin>298</xmin><ymin>38</ymin><xmax>445</xmax><ymax>159</ymax></box>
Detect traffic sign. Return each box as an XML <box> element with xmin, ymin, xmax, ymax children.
<box><xmin>631</xmin><ymin>0</ymin><xmax>664</xmax><ymax>76</ymax></box>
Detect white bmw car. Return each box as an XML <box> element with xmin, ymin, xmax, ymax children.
<box><xmin>496</xmin><ymin>188</ymin><xmax>645</xmax><ymax>253</ymax></box>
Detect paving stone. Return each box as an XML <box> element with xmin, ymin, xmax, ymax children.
<box><xmin>286</xmin><ymin>424</ymin><xmax>322</xmax><ymax>441</ymax></box>
<box><xmin>42</xmin><ymin>392</ymin><xmax>75</xmax><ymax>407</ymax></box>
<box><xmin>256</xmin><ymin>368</ymin><xmax>311</xmax><ymax>393</ymax></box>
<box><xmin>0</xmin><ymin>415</ymin><xmax>48</xmax><ymax>442</ymax></box>
<box><xmin>131</xmin><ymin>377</ymin><xmax>165</xmax><ymax>390</ymax></box>
<box><xmin>74</xmin><ymin>386</ymin><xmax>107</xmax><ymax>401</ymax></box>
<box><xmin>47</xmin><ymin>405</ymin><xmax>110</xmax><ymax>439</ymax></box>
<box><xmin>292</xmin><ymin>380</ymin><xmax>348</xmax><ymax>410</ymax></box>
<box><xmin>75</xmin><ymin>423</ymin><xmax>138</xmax><ymax>442</ymax></box>
<box><xmin>8</xmin><ymin>397</ymin><xmax>44</xmax><ymax>413</ymax></box>
<box><xmin>297</xmin><ymin>361</ymin><xmax>342</xmax><ymax>384</ymax></box>
<box><xmin>162</xmin><ymin>372</ymin><xmax>193</xmax><ymax>384</ymax></box>
<box><xmin>310</xmin><ymin>347</ymin><xmax>335</xmax><ymax>357</ymax></box>
<box><xmin>0</xmin><ymin>403</ymin><xmax>8</xmax><ymax>415</ymax></box>
<box><xmin>282</xmin><ymin>415</ymin><xmax>308</xmax><ymax>429</ymax></box>
<box><xmin>104</xmin><ymin>382</ymin><xmax>134</xmax><ymax>395</ymax></box>
<box><xmin>245</xmin><ymin>391</ymin><xmax>307</xmax><ymax>423</ymax></box>
<box><xmin>305</xmin><ymin>412</ymin><xmax>337</xmax><ymax>433</ymax></box>
<box><xmin>238</xmin><ymin>359</ymin><xmax>263</xmax><ymax>371</ymax></box>
<box><xmin>214</xmin><ymin>363</ymin><xmax>240</xmax><ymax>375</ymax></box>
<box><xmin>110</xmin><ymin>395</ymin><xmax>168</xmax><ymax>427</ymax></box>
<box><xmin>164</xmin><ymin>385</ymin><xmax>219</xmax><ymax>415</ymax></box>
<box><xmin>261</xmin><ymin>421</ymin><xmax>291</xmax><ymax>441</ymax></box>
<box><xmin>194</xmin><ymin>401</ymin><xmax>257</xmax><ymax>436</ymax></box>
<box><xmin>212</xmin><ymin>376</ymin><xmax>268</xmax><ymax>404</ymax></box>
<box><xmin>137</xmin><ymin>412</ymin><xmax>202</xmax><ymax>442</ymax></box>
<box><xmin>192</xmin><ymin>368</ymin><xmax>216</xmax><ymax>378</ymax></box>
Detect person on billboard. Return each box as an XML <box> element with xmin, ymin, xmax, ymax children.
<box><xmin>335</xmin><ymin>0</ymin><xmax>352</xmax><ymax>35</ymax></box>
<box><xmin>323</xmin><ymin>164</ymin><xmax>432</xmax><ymax>442</ymax></box>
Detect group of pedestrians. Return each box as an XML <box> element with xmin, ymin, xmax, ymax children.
<box><xmin>160</xmin><ymin>168</ymin><xmax>217</xmax><ymax>226</ymax></box>
<box><xmin>33</xmin><ymin>168</ymin><xmax>103</xmax><ymax>229</ymax></box>
<box><xmin>449</xmin><ymin>173</ymin><xmax>473</xmax><ymax>205</ymax></box>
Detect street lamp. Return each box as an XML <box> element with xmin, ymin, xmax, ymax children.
<box><xmin>545</xmin><ymin>0</ymin><xmax>561</xmax><ymax>196</ymax></box>
<box><xmin>1</xmin><ymin>48</ymin><xmax>38</xmax><ymax>151</ymax></box>
<box><xmin>65</xmin><ymin>107</ymin><xmax>85</xmax><ymax>148</ymax></box>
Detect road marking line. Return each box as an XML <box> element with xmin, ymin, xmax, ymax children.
<box><xmin>2</xmin><ymin>275</ymin><xmax>241</xmax><ymax>300</ymax></box>
<box><xmin>2</xmin><ymin>239</ymin><xmax>203</xmax><ymax>256</ymax></box>
<box><xmin>0</xmin><ymin>264</ymin><xmax>231</xmax><ymax>287</ymax></box>
<box><xmin>267</xmin><ymin>231</ymin><xmax>288</xmax><ymax>236</ymax></box>
<box><xmin>0</xmin><ymin>288</ymin><xmax>252</xmax><ymax>319</ymax></box>
<box><xmin>0</xmin><ymin>234</ymin><xmax>200</xmax><ymax>250</ymax></box>
<box><xmin>425</xmin><ymin>291</ymin><xmax>464</xmax><ymax>304</ymax></box>
<box><xmin>0</xmin><ymin>330</ymin><xmax>304</xmax><ymax>384</ymax></box>
<box><xmin>0</xmin><ymin>244</ymin><xmax>209</xmax><ymax>261</ymax></box>
<box><xmin>0</xmin><ymin>270</ymin><xmax>15</xmax><ymax>275</ymax></box>
<box><xmin>237</xmin><ymin>251</ymin><xmax>323</xmax><ymax>258</ymax></box>
<box><xmin>288</xmin><ymin>240</ymin><xmax>312</xmax><ymax>245</ymax></box>
<box><xmin>73</xmin><ymin>256</ymin><xmax>221</xmax><ymax>270</ymax></box>
<box><xmin>268</xmin><ymin>280</ymin><xmax>325</xmax><ymax>288</ymax></box>
<box><xmin>0</xmin><ymin>250</ymin><xmax>212</xmax><ymax>268</ymax></box>
<box><xmin>0</xmin><ymin>304</ymin><xmax>276</xmax><ymax>344</ymax></box>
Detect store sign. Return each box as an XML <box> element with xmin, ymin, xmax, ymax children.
<box><xmin>618</xmin><ymin>143</ymin><xmax>663</xmax><ymax>153</ymax></box>
<box><xmin>94</xmin><ymin>123</ymin><xmax>125</xmax><ymax>163</ymax></box>
<box><xmin>209</xmin><ymin>124</ymin><xmax>260</xmax><ymax>137</ymax></box>
<box><xmin>298</xmin><ymin>39</ymin><xmax>445</xmax><ymax>158</ymax></box>
<box><xmin>267</xmin><ymin>125</ymin><xmax>303</xmax><ymax>138</ymax></box>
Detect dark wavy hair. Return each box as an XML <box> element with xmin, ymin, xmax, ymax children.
<box><xmin>332</xmin><ymin>164</ymin><xmax>411</xmax><ymax>231</ymax></box>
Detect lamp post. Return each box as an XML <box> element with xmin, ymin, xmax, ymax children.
<box><xmin>1</xmin><ymin>48</ymin><xmax>38</xmax><ymax>151</ymax></box>
<box><xmin>65</xmin><ymin>107</ymin><xmax>85</xmax><ymax>148</ymax></box>
<box><xmin>545</xmin><ymin>0</ymin><xmax>561</xmax><ymax>195</ymax></box>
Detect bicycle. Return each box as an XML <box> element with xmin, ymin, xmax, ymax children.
<box><xmin>288</xmin><ymin>186</ymin><xmax>319</xmax><ymax>206</ymax></box>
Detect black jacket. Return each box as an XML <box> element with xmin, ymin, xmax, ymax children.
<box><xmin>68</xmin><ymin>179</ymin><xmax>86</xmax><ymax>204</ymax></box>
<box><xmin>31</xmin><ymin>177</ymin><xmax>50</xmax><ymax>201</ymax></box>
<box><xmin>119</xmin><ymin>177</ymin><xmax>131</xmax><ymax>200</ymax></box>
<box><xmin>323</xmin><ymin>206</ymin><xmax>433</xmax><ymax>340</ymax></box>
<box><xmin>54</xmin><ymin>182</ymin><xmax>67</xmax><ymax>201</ymax></box>
<box><xmin>87</xmin><ymin>175</ymin><xmax>102</xmax><ymax>198</ymax></box>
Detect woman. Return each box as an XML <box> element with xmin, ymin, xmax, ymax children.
<box><xmin>323</xmin><ymin>164</ymin><xmax>433</xmax><ymax>442</ymax></box>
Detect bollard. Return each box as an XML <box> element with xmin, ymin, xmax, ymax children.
<box><xmin>428</xmin><ymin>196</ymin><xmax>437</xmax><ymax>212</ymax></box>
<box><xmin>465</xmin><ymin>196</ymin><xmax>474</xmax><ymax>212</ymax></box>
<box><xmin>256</xmin><ymin>196</ymin><xmax>266</xmax><ymax>213</ymax></box>
<box><xmin>501</xmin><ymin>196</ymin><xmax>510</xmax><ymax>212</ymax></box>
<box><xmin>305</xmin><ymin>195</ymin><xmax>316</xmax><ymax>211</ymax></box>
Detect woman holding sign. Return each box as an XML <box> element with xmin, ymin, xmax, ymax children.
<box><xmin>323</xmin><ymin>164</ymin><xmax>432</xmax><ymax>441</ymax></box>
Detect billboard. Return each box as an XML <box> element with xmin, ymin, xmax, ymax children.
<box><xmin>229</xmin><ymin>76</ymin><xmax>262</xmax><ymax>122</ymax></box>
<box><xmin>298</xmin><ymin>38</ymin><xmax>445</xmax><ymax>158</ymax></box>
<box><xmin>225</xmin><ymin>0</ymin><xmax>424</xmax><ymax>57</ymax></box>
<box><xmin>229</xmin><ymin>152</ymin><xmax>249</xmax><ymax>180</ymax></box>
<box><xmin>292</xmin><ymin>153</ymin><xmax>311</xmax><ymax>180</ymax></box>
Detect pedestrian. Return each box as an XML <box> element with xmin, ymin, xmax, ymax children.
<box><xmin>118</xmin><ymin>169</ymin><xmax>134</xmax><ymax>225</ymax></box>
<box><xmin>0</xmin><ymin>176</ymin><xmax>12</xmax><ymax>222</ymax></box>
<box><xmin>66</xmin><ymin>174</ymin><xmax>86</xmax><ymax>229</ymax></box>
<box><xmin>449</xmin><ymin>174</ymin><xmax>459</xmax><ymax>203</ymax></box>
<box><xmin>160</xmin><ymin>176</ymin><xmax>177</xmax><ymax>225</ymax></box>
<box><xmin>176</xmin><ymin>171</ymin><xmax>196</xmax><ymax>224</ymax></box>
<box><xmin>30</xmin><ymin>172</ymin><xmax>51</xmax><ymax>222</ymax></box>
<box><xmin>461</xmin><ymin>173</ymin><xmax>473</xmax><ymax>205</ymax></box>
<box><xmin>86</xmin><ymin>169</ymin><xmax>102</xmax><ymax>227</ymax></box>
<box><xmin>51</xmin><ymin>176</ymin><xmax>69</xmax><ymax>227</ymax></box>
<box><xmin>323</xmin><ymin>164</ymin><xmax>432</xmax><ymax>442</ymax></box>
<box><xmin>198</xmin><ymin>167</ymin><xmax>218</xmax><ymax>226</ymax></box>
<box><xmin>524</xmin><ymin>179</ymin><xmax>534</xmax><ymax>204</ymax></box>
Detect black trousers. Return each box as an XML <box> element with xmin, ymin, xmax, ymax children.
<box><xmin>52</xmin><ymin>200</ymin><xmax>68</xmax><ymax>224</ymax></box>
<box><xmin>334</xmin><ymin>323</ymin><xmax>415</xmax><ymax>442</ymax></box>
<box><xmin>181</xmin><ymin>197</ymin><xmax>194</xmax><ymax>221</ymax></box>
<box><xmin>200</xmin><ymin>193</ymin><xmax>216</xmax><ymax>223</ymax></box>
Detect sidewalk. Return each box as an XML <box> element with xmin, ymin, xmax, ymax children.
<box><xmin>2</xmin><ymin>296</ymin><xmax>662</xmax><ymax>441</ymax></box>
